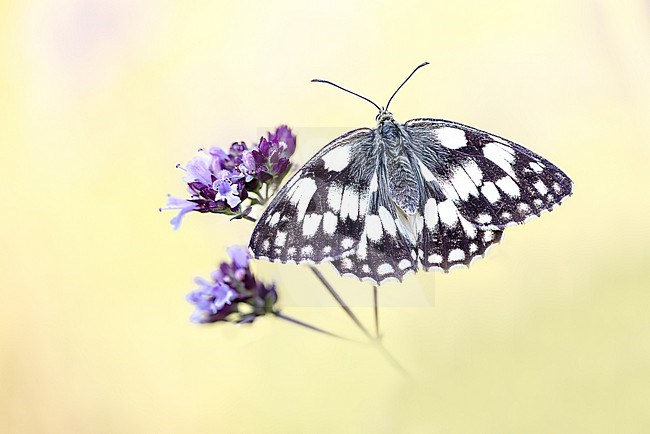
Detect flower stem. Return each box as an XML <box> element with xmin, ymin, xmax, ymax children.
<box><xmin>251</xmin><ymin>191</ymin><xmax>267</xmax><ymax>205</ymax></box>
<box><xmin>309</xmin><ymin>265</ymin><xmax>409</xmax><ymax>376</ymax></box>
<box><xmin>273</xmin><ymin>311</ymin><xmax>354</xmax><ymax>341</ymax></box>
<box><xmin>308</xmin><ymin>265</ymin><xmax>373</xmax><ymax>341</ymax></box>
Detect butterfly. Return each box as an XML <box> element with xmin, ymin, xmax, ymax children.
<box><xmin>249</xmin><ymin>62</ymin><xmax>573</xmax><ymax>284</ymax></box>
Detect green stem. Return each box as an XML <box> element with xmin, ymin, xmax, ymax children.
<box><xmin>252</xmin><ymin>191</ymin><xmax>266</xmax><ymax>205</ymax></box>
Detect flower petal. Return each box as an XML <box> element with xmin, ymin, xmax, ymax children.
<box><xmin>227</xmin><ymin>245</ymin><xmax>250</xmax><ymax>268</ymax></box>
<box><xmin>163</xmin><ymin>195</ymin><xmax>199</xmax><ymax>229</ymax></box>
<box><xmin>184</xmin><ymin>153</ymin><xmax>213</xmax><ymax>185</ymax></box>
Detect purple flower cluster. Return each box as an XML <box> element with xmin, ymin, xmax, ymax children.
<box><xmin>163</xmin><ymin>125</ymin><xmax>296</xmax><ymax>229</ymax></box>
<box><xmin>186</xmin><ymin>246</ymin><xmax>278</xmax><ymax>324</ymax></box>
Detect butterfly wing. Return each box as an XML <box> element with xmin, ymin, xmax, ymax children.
<box><xmin>405</xmin><ymin>118</ymin><xmax>573</xmax><ymax>230</ymax></box>
<box><xmin>417</xmin><ymin>180</ymin><xmax>504</xmax><ymax>271</ymax></box>
<box><xmin>249</xmin><ymin>128</ymin><xmax>376</xmax><ymax>264</ymax></box>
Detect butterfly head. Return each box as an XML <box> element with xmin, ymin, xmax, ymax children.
<box><xmin>375</xmin><ymin>108</ymin><xmax>394</xmax><ymax>124</ymax></box>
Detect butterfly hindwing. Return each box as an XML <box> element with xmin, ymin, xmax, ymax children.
<box><xmin>405</xmin><ymin>118</ymin><xmax>573</xmax><ymax>230</ymax></box>
<box><xmin>417</xmin><ymin>182</ymin><xmax>504</xmax><ymax>271</ymax></box>
<box><xmin>249</xmin><ymin>128</ymin><xmax>375</xmax><ymax>263</ymax></box>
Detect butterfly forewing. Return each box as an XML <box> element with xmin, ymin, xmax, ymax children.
<box><xmin>406</xmin><ymin>119</ymin><xmax>573</xmax><ymax>230</ymax></box>
<box><xmin>249</xmin><ymin>128</ymin><xmax>376</xmax><ymax>264</ymax></box>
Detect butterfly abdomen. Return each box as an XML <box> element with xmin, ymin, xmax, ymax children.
<box><xmin>381</xmin><ymin>120</ymin><xmax>420</xmax><ymax>215</ymax></box>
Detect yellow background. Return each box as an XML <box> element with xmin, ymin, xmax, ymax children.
<box><xmin>2</xmin><ymin>1</ymin><xmax>649</xmax><ymax>432</ymax></box>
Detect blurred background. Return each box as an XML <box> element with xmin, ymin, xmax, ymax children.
<box><xmin>1</xmin><ymin>0</ymin><xmax>649</xmax><ymax>432</ymax></box>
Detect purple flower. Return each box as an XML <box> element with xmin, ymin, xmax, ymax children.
<box><xmin>162</xmin><ymin>125</ymin><xmax>296</xmax><ymax>227</ymax></box>
<box><xmin>183</xmin><ymin>153</ymin><xmax>213</xmax><ymax>186</ymax></box>
<box><xmin>230</xmin><ymin>141</ymin><xmax>247</xmax><ymax>158</ymax></box>
<box><xmin>161</xmin><ymin>195</ymin><xmax>200</xmax><ymax>230</ymax></box>
<box><xmin>227</xmin><ymin>245</ymin><xmax>250</xmax><ymax>268</ymax></box>
<box><xmin>164</xmin><ymin>148</ymin><xmax>247</xmax><ymax>221</ymax></box>
<box><xmin>207</xmin><ymin>147</ymin><xmax>229</xmax><ymax>171</ymax></box>
<box><xmin>252</xmin><ymin>136</ymin><xmax>291</xmax><ymax>177</ymax></box>
<box><xmin>252</xmin><ymin>126</ymin><xmax>296</xmax><ymax>180</ymax></box>
<box><xmin>187</xmin><ymin>274</ymin><xmax>238</xmax><ymax>324</ymax></box>
<box><xmin>267</xmin><ymin>125</ymin><xmax>296</xmax><ymax>156</ymax></box>
<box><xmin>238</xmin><ymin>150</ymin><xmax>257</xmax><ymax>182</ymax></box>
<box><xmin>186</xmin><ymin>245</ymin><xmax>278</xmax><ymax>324</ymax></box>
<box><xmin>212</xmin><ymin>170</ymin><xmax>242</xmax><ymax>208</ymax></box>
<box><xmin>188</xmin><ymin>278</ymin><xmax>235</xmax><ymax>311</ymax></box>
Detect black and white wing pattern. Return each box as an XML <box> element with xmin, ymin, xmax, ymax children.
<box><xmin>250</xmin><ymin>117</ymin><xmax>572</xmax><ymax>284</ymax></box>
<box><xmin>417</xmin><ymin>180</ymin><xmax>504</xmax><ymax>272</ymax></box>
<box><xmin>406</xmin><ymin>119</ymin><xmax>573</xmax><ymax>230</ymax></box>
<box><xmin>249</xmin><ymin>128</ymin><xmax>375</xmax><ymax>264</ymax></box>
<box><xmin>407</xmin><ymin>118</ymin><xmax>572</xmax><ymax>270</ymax></box>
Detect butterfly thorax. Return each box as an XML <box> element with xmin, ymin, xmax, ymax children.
<box><xmin>378</xmin><ymin>119</ymin><xmax>420</xmax><ymax>216</ymax></box>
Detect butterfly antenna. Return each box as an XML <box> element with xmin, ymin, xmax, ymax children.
<box><xmin>311</xmin><ymin>78</ymin><xmax>381</xmax><ymax>111</ymax></box>
<box><xmin>385</xmin><ymin>62</ymin><xmax>429</xmax><ymax>111</ymax></box>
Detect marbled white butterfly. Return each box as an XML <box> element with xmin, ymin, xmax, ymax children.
<box><xmin>249</xmin><ymin>63</ymin><xmax>573</xmax><ymax>284</ymax></box>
